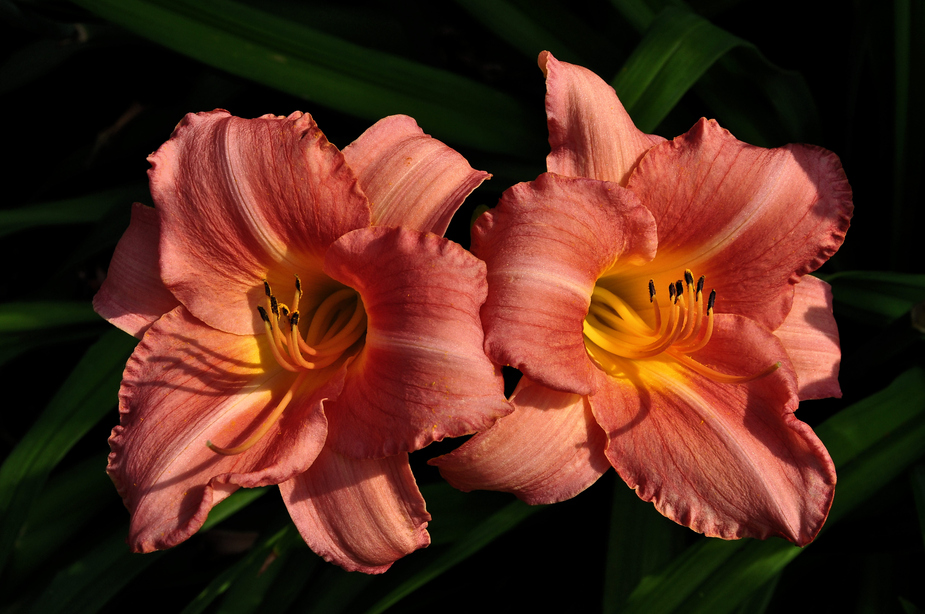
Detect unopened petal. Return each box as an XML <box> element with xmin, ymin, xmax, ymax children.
<box><xmin>280</xmin><ymin>447</ymin><xmax>430</xmax><ymax>574</ymax></box>
<box><xmin>343</xmin><ymin>114</ymin><xmax>490</xmax><ymax>236</ymax></box>
<box><xmin>618</xmin><ymin>118</ymin><xmax>853</xmax><ymax>330</ymax></box>
<box><xmin>151</xmin><ymin>110</ymin><xmax>370</xmax><ymax>335</ymax></box>
<box><xmin>540</xmin><ymin>51</ymin><xmax>665</xmax><ymax>185</ymax></box>
<box><xmin>108</xmin><ymin>307</ymin><xmax>341</xmax><ymax>553</ymax></box>
<box><xmin>775</xmin><ymin>276</ymin><xmax>842</xmax><ymax>400</ymax></box>
<box><xmin>591</xmin><ymin>314</ymin><xmax>835</xmax><ymax>546</ymax></box>
<box><xmin>322</xmin><ymin>226</ymin><xmax>511</xmax><ymax>458</ymax></box>
<box><xmin>473</xmin><ymin>172</ymin><xmax>657</xmax><ymax>396</ymax></box>
<box><xmin>433</xmin><ymin>378</ymin><xmax>610</xmax><ymax>504</ymax></box>
<box><xmin>93</xmin><ymin>203</ymin><xmax>179</xmax><ymax>337</ymax></box>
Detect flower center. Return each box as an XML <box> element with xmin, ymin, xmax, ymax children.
<box><xmin>583</xmin><ymin>270</ymin><xmax>778</xmax><ymax>383</ymax></box>
<box><xmin>207</xmin><ymin>275</ymin><xmax>366</xmax><ymax>456</ymax></box>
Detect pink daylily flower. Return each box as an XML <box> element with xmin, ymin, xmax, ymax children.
<box><xmin>94</xmin><ymin>110</ymin><xmax>511</xmax><ymax>573</ymax></box>
<box><xmin>433</xmin><ymin>52</ymin><xmax>853</xmax><ymax>546</ymax></box>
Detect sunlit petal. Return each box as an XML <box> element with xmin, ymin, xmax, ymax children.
<box><xmin>322</xmin><ymin>226</ymin><xmax>511</xmax><ymax>458</ymax></box>
<box><xmin>433</xmin><ymin>378</ymin><xmax>610</xmax><ymax>504</ymax></box>
<box><xmin>280</xmin><ymin>447</ymin><xmax>430</xmax><ymax>574</ymax></box>
<box><xmin>343</xmin><ymin>114</ymin><xmax>490</xmax><ymax>236</ymax></box>
<box><xmin>775</xmin><ymin>276</ymin><xmax>842</xmax><ymax>400</ymax></box>
<box><xmin>109</xmin><ymin>307</ymin><xmax>338</xmax><ymax>552</ymax></box>
<box><xmin>93</xmin><ymin>202</ymin><xmax>179</xmax><ymax>338</ymax></box>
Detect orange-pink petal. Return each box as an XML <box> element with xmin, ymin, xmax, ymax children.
<box><xmin>321</xmin><ymin>226</ymin><xmax>511</xmax><ymax>458</ymax></box>
<box><xmin>108</xmin><ymin>306</ymin><xmax>342</xmax><ymax>553</ymax></box>
<box><xmin>92</xmin><ymin>203</ymin><xmax>179</xmax><ymax>338</ymax></box>
<box><xmin>280</xmin><ymin>446</ymin><xmax>430</xmax><ymax>574</ymax></box>
<box><xmin>540</xmin><ymin>51</ymin><xmax>665</xmax><ymax>186</ymax></box>
<box><xmin>616</xmin><ymin>118</ymin><xmax>853</xmax><ymax>331</ymax></box>
<box><xmin>151</xmin><ymin>110</ymin><xmax>371</xmax><ymax>336</ymax></box>
<box><xmin>591</xmin><ymin>314</ymin><xmax>835</xmax><ymax>546</ymax></box>
<box><xmin>433</xmin><ymin>378</ymin><xmax>610</xmax><ymax>504</ymax></box>
<box><xmin>775</xmin><ymin>276</ymin><xmax>842</xmax><ymax>400</ymax></box>
<box><xmin>473</xmin><ymin>172</ymin><xmax>657</xmax><ymax>396</ymax></box>
<box><xmin>343</xmin><ymin>114</ymin><xmax>490</xmax><ymax>236</ymax></box>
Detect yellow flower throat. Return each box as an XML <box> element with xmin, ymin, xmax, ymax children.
<box><xmin>583</xmin><ymin>270</ymin><xmax>779</xmax><ymax>383</ymax></box>
<box><xmin>207</xmin><ymin>276</ymin><xmax>366</xmax><ymax>456</ymax></box>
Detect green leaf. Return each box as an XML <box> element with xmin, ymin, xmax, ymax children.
<box><xmin>826</xmin><ymin>270</ymin><xmax>925</xmax><ymax>326</ymax></box>
<box><xmin>0</xmin><ymin>329</ymin><xmax>136</xmax><ymax>576</ymax></box>
<box><xmin>911</xmin><ymin>464</ymin><xmax>925</xmax><ymax>550</ymax></box>
<box><xmin>609</xmin><ymin>4</ymin><xmax>819</xmax><ymax>144</ymax></box>
<box><xmin>612</xmin><ymin>6</ymin><xmax>818</xmax><ymax>143</ymax></box>
<box><xmin>70</xmin><ymin>0</ymin><xmax>543</xmax><ymax>156</ymax></box>
<box><xmin>452</xmin><ymin>0</ymin><xmax>585</xmax><ymax>64</ymax></box>
<box><xmin>181</xmin><ymin>525</ymin><xmax>310</xmax><ymax>614</ymax></box>
<box><xmin>603</xmin><ymin>480</ymin><xmax>688</xmax><ymax>613</ymax></box>
<box><xmin>27</xmin><ymin>527</ymin><xmax>163</xmax><ymax>614</ymax></box>
<box><xmin>4</xmin><ymin>455</ymin><xmax>116</xmax><ymax>586</ymax></box>
<box><xmin>0</xmin><ymin>302</ymin><xmax>100</xmax><ymax>333</ymax></box>
<box><xmin>0</xmin><ymin>186</ymin><xmax>140</xmax><ymax>238</ymax></box>
<box><xmin>362</xmin><ymin>498</ymin><xmax>541</xmax><ymax>613</ymax></box>
<box><xmin>201</xmin><ymin>487</ymin><xmax>269</xmax><ymax>532</ymax></box>
<box><xmin>612</xmin><ymin>7</ymin><xmax>739</xmax><ymax>131</ymax></box>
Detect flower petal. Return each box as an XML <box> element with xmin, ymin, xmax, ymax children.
<box><xmin>280</xmin><ymin>446</ymin><xmax>430</xmax><ymax>574</ymax></box>
<box><xmin>432</xmin><ymin>377</ymin><xmax>610</xmax><ymax>504</ymax></box>
<box><xmin>618</xmin><ymin>118</ymin><xmax>853</xmax><ymax>330</ymax></box>
<box><xmin>591</xmin><ymin>314</ymin><xmax>835</xmax><ymax>546</ymax></box>
<box><xmin>109</xmin><ymin>306</ymin><xmax>342</xmax><ymax>552</ymax></box>
<box><xmin>322</xmin><ymin>226</ymin><xmax>511</xmax><ymax>458</ymax></box>
<box><xmin>343</xmin><ymin>114</ymin><xmax>490</xmax><ymax>236</ymax></box>
<box><xmin>151</xmin><ymin>110</ymin><xmax>371</xmax><ymax>335</ymax></box>
<box><xmin>93</xmin><ymin>203</ymin><xmax>180</xmax><ymax>337</ymax></box>
<box><xmin>473</xmin><ymin>172</ymin><xmax>657</xmax><ymax>396</ymax></box>
<box><xmin>540</xmin><ymin>51</ymin><xmax>665</xmax><ymax>186</ymax></box>
<box><xmin>775</xmin><ymin>276</ymin><xmax>842</xmax><ymax>400</ymax></box>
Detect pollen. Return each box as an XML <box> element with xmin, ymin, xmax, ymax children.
<box><xmin>584</xmin><ymin>270</ymin><xmax>778</xmax><ymax>384</ymax></box>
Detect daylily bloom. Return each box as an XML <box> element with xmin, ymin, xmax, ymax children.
<box><xmin>433</xmin><ymin>52</ymin><xmax>853</xmax><ymax>545</ymax></box>
<box><xmin>94</xmin><ymin>110</ymin><xmax>511</xmax><ymax>573</ymax></box>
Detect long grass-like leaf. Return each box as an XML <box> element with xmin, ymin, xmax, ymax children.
<box><xmin>612</xmin><ymin>6</ymin><xmax>817</xmax><ymax>143</ymax></box>
<box><xmin>70</xmin><ymin>0</ymin><xmax>542</xmax><ymax>155</ymax></box>
<box><xmin>0</xmin><ymin>329</ymin><xmax>135</xmax><ymax>576</ymax></box>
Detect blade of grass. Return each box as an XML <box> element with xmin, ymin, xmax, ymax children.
<box><xmin>70</xmin><ymin>0</ymin><xmax>542</xmax><ymax>156</ymax></box>
<box><xmin>0</xmin><ymin>329</ymin><xmax>136</xmax><ymax>576</ymax></box>
<box><xmin>452</xmin><ymin>0</ymin><xmax>585</xmax><ymax>64</ymax></box>
<box><xmin>0</xmin><ymin>186</ymin><xmax>141</xmax><ymax>238</ymax></box>
<box><xmin>612</xmin><ymin>6</ymin><xmax>818</xmax><ymax>142</ymax></box>
<box><xmin>362</xmin><ymin>498</ymin><xmax>541</xmax><ymax>614</ymax></box>
<box><xmin>0</xmin><ymin>302</ymin><xmax>99</xmax><ymax>333</ymax></box>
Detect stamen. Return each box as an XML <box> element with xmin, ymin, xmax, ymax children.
<box><xmin>584</xmin><ymin>273</ymin><xmax>777</xmax><ymax>386</ymax></box>
<box><xmin>258</xmin><ymin>306</ymin><xmax>299</xmax><ymax>372</ymax></box>
<box><xmin>667</xmin><ymin>351</ymin><xmax>781</xmax><ymax>384</ymax></box>
<box><xmin>207</xmin><ymin>371</ymin><xmax>310</xmax><ymax>455</ymax></box>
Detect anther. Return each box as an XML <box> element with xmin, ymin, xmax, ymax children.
<box><xmin>684</xmin><ymin>270</ymin><xmax>694</xmax><ymax>287</ymax></box>
<box><xmin>270</xmin><ymin>295</ymin><xmax>280</xmax><ymax>318</ymax></box>
<box><xmin>257</xmin><ymin>305</ymin><xmax>270</xmax><ymax>322</ymax></box>
<box><xmin>696</xmin><ymin>276</ymin><xmax>705</xmax><ymax>297</ymax></box>
<box><xmin>708</xmin><ymin>289</ymin><xmax>716</xmax><ymax>312</ymax></box>
<box><xmin>668</xmin><ymin>283</ymin><xmax>677</xmax><ymax>302</ymax></box>
<box><xmin>290</xmin><ymin>311</ymin><xmax>300</xmax><ymax>326</ymax></box>
<box><xmin>648</xmin><ymin>280</ymin><xmax>656</xmax><ymax>302</ymax></box>
<box><xmin>674</xmin><ymin>280</ymin><xmax>684</xmax><ymax>299</ymax></box>
<box><xmin>263</xmin><ymin>280</ymin><xmax>272</xmax><ymax>297</ymax></box>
